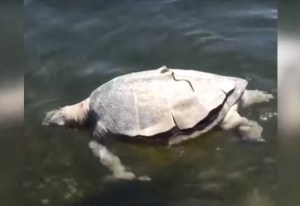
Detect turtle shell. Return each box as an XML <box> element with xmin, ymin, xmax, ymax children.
<box><xmin>89</xmin><ymin>67</ymin><xmax>247</xmax><ymax>140</ymax></box>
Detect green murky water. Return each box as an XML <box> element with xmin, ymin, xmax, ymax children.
<box><xmin>24</xmin><ymin>0</ymin><xmax>277</xmax><ymax>205</ymax></box>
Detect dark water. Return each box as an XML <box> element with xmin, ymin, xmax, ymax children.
<box><xmin>24</xmin><ymin>0</ymin><xmax>277</xmax><ymax>205</ymax></box>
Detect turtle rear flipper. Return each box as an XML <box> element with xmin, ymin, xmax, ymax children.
<box><xmin>241</xmin><ymin>90</ymin><xmax>274</xmax><ymax>107</ymax></box>
<box><xmin>220</xmin><ymin>104</ymin><xmax>265</xmax><ymax>143</ymax></box>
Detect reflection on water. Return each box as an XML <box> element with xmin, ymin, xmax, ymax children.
<box><xmin>25</xmin><ymin>0</ymin><xmax>276</xmax><ymax>205</ymax></box>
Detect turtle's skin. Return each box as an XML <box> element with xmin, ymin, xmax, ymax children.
<box><xmin>43</xmin><ymin>66</ymin><xmax>274</xmax><ymax>181</ymax></box>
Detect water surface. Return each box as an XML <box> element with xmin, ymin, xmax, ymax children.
<box><xmin>25</xmin><ymin>0</ymin><xmax>277</xmax><ymax>205</ymax></box>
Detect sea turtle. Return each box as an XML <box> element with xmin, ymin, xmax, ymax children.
<box><xmin>43</xmin><ymin>66</ymin><xmax>274</xmax><ymax>181</ymax></box>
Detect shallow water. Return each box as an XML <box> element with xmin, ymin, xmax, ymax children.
<box><xmin>24</xmin><ymin>0</ymin><xmax>277</xmax><ymax>205</ymax></box>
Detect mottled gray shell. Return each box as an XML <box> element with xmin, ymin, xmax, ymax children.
<box><xmin>89</xmin><ymin>67</ymin><xmax>247</xmax><ymax>141</ymax></box>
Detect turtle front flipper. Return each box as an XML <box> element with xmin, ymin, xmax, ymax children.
<box><xmin>89</xmin><ymin>139</ymin><xmax>151</xmax><ymax>181</ymax></box>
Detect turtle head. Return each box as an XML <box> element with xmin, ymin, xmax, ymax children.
<box><xmin>43</xmin><ymin>98</ymin><xmax>90</xmax><ymax>128</ymax></box>
<box><xmin>43</xmin><ymin>107</ymin><xmax>68</xmax><ymax>126</ymax></box>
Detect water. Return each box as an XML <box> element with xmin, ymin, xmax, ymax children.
<box><xmin>24</xmin><ymin>0</ymin><xmax>277</xmax><ymax>205</ymax></box>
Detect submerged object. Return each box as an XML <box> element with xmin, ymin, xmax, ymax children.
<box><xmin>43</xmin><ymin>66</ymin><xmax>274</xmax><ymax>181</ymax></box>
